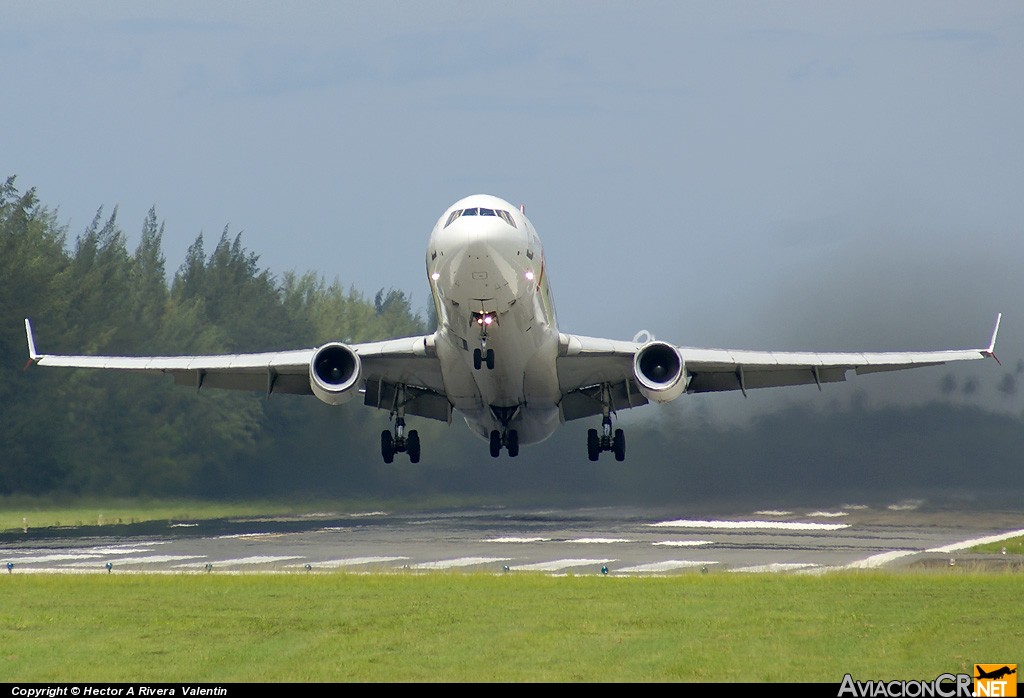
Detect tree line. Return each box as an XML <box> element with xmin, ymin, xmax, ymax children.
<box><xmin>3</xmin><ymin>174</ymin><xmax>1022</xmax><ymax>506</ymax></box>
<box><xmin>0</xmin><ymin>175</ymin><xmax>441</xmax><ymax>498</ymax></box>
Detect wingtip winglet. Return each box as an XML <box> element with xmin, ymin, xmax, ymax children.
<box><xmin>24</xmin><ymin>318</ymin><xmax>39</xmax><ymax>364</ymax></box>
<box><xmin>983</xmin><ymin>313</ymin><xmax>1002</xmax><ymax>365</ymax></box>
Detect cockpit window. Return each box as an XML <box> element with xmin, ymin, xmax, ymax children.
<box><xmin>444</xmin><ymin>207</ymin><xmax>517</xmax><ymax>228</ymax></box>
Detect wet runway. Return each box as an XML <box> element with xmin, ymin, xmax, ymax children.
<box><xmin>2</xmin><ymin>503</ymin><xmax>1022</xmax><ymax>576</ymax></box>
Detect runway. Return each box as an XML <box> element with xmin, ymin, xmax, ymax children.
<box><xmin>2</xmin><ymin>503</ymin><xmax>1022</xmax><ymax>576</ymax></box>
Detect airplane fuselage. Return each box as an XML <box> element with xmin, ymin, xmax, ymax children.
<box><xmin>426</xmin><ymin>194</ymin><xmax>562</xmax><ymax>445</ymax></box>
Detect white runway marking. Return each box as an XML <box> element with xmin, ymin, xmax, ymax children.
<box><xmin>512</xmin><ymin>559</ymin><xmax>615</xmax><ymax>572</ymax></box>
<box><xmin>484</xmin><ymin>537</ymin><xmax>551</xmax><ymax>543</ymax></box>
<box><xmin>3</xmin><ymin>553</ymin><xmax>102</xmax><ymax>564</ymax></box>
<box><xmin>841</xmin><ymin>551</ymin><xmax>918</xmax><ymax>569</ymax></box>
<box><xmin>649</xmin><ymin>519</ymin><xmax>849</xmax><ymax>531</ymax></box>
<box><xmin>927</xmin><ymin>529</ymin><xmax>1024</xmax><ymax>553</ymax></box>
<box><xmin>300</xmin><ymin>556</ymin><xmax>409</xmax><ymax>568</ymax></box>
<box><xmin>568</xmin><ymin>538</ymin><xmax>632</xmax><ymax>544</ymax></box>
<box><xmin>755</xmin><ymin>510</ymin><xmax>792</xmax><ymax>516</ymax></box>
<box><xmin>652</xmin><ymin>540</ymin><xmax>713</xmax><ymax>547</ymax></box>
<box><xmin>64</xmin><ymin>555</ymin><xmax>205</xmax><ymax>567</ymax></box>
<box><xmin>730</xmin><ymin>563</ymin><xmax>819</xmax><ymax>573</ymax></box>
<box><xmin>617</xmin><ymin>561</ymin><xmax>718</xmax><ymax>573</ymax></box>
<box><xmin>175</xmin><ymin>555</ymin><xmax>302</xmax><ymax>568</ymax></box>
<box><xmin>807</xmin><ymin>511</ymin><xmax>848</xmax><ymax>518</ymax></box>
<box><xmin>408</xmin><ymin>557</ymin><xmax>508</xmax><ymax>570</ymax></box>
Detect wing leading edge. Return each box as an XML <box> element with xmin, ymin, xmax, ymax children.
<box><xmin>24</xmin><ymin>319</ymin><xmax>449</xmax><ymax>419</ymax></box>
<box><xmin>556</xmin><ymin>314</ymin><xmax>1001</xmax><ymax>419</ymax></box>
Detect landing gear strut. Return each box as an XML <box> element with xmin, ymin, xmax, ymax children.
<box><xmin>586</xmin><ymin>384</ymin><xmax>625</xmax><ymax>462</ymax></box>
<box><xmin>381</xmin><ymin>385</ymin><xmax>420</xmax><ymax>463</ymax></box>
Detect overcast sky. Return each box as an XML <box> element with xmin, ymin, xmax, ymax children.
<box><xmin>4</xmin><ymin>1</ymin><xmax>1022</xmax><ymax>418</ymax></box>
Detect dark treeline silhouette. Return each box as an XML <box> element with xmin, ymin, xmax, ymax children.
<box><xmin>3</xmin><ymin>175</ymin><xmax>1022</xmax><ymax>506</ymax></box>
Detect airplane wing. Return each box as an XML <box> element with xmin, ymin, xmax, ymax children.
<box><xmin>555</xmin><ymin>315</ymin><xmax>1001</xmax><ymax>421</ymax></box>
<box><xmin>24</xmin><ymin>319</ymin><xmax>451</xmax><ymax>422</ymax></box>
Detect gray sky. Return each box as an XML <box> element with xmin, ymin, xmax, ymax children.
<box><xmin>4</xmin><ymin>1</ymin><xmax>1022</xmax><ymax>419</ymax></box>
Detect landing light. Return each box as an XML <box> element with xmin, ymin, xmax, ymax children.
<box><xmin>525</xmin><ymin>270</ymin><xmax>535</xmax><ymax>281</ymax></box>
<box><xmin>431</xmin><ymin>272</ymin><xmax>440</xmax><ymax>281</ymax></box>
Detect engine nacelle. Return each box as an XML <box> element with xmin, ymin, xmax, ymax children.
<box><xmin>309</xmin><ymin>343</ymin><xmax>362</xmax><ymax>405</ymax></box>
<box><xmin>633</xmin><ymin>341</ymin><xmax>687</xmax><ymax>404</ymax></box>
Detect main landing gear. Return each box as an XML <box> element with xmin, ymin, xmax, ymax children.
<box><xmin>381</xmin><ymin>417</ymin><xmax>420</xmax><ymax>464</ymax></box>
<box><xmin>587</xmin><ymin>384</ymin><xmax>625</xmax><ymax>462</ymax></box>
<box><xmin>380</xmin><ymin>384</ymin><xmax>420</xmax><ymax>463</ymax></box>
<box><xmin>488</xmin><ymin>405</ymin><xmax>519</xmax><ymax>458</ymax></box>
<box><xmin>489</xmin><ymin>428</ymin><xmax>519</xmax><ymax>458</ymax></box>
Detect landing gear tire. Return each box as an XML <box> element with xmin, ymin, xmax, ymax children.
<box><xmin>507</xmin><ymin>429</ymin><xmax>519</xmax><ymax>457</ymax></box>
<box><xmin>408</xmin><ymin>430</ymin><xmax>420</xmax><ymax>463</ymax></box>
<box><xmin>489</xmin><ymin>430</ymin><xmax>501</xmax><ymax>458</ymax></box>
<box><xmin>381</xmin><ymin>430</ymin><xmax>395</xmax><ymax>464</ymax></box>
<box><xmin>587</xmin><ymin>428</ymin><xmax>599</xmax><ymax>462</ymax></box>
<box><xmin>473</xmin><ymin>348</ymin><xmax>495</xmax><ymax>370</ymax></box>
<box><xmin>613</xmin><ymin>428</ymin><xmax>625</xmax><ymax>462</ymax></box>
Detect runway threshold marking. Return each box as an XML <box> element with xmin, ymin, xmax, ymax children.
<box><xmin>175</xmin><ymin>555</ymin><xmax>303</xmax><ymax>568</ymax></box>
<box><xmin>408</xmin><ymin>557</ymin><xmax>509</xmax><ymax>570</ymax></box>
<box><xmin>648</xmin><ymin>519</ymin><xmax>849</xmax><ymax>531</ymax></box>
<box><xmin>299</xmin><ymin>556</ymin><xmax>409</xmax><ymax>568</ymax></box>
<box><xmin>616</xmin><ymin>561</ymin><xmax>718</xmax><ymax>573</ymax></box>
<box><xmin>730</xmin><ymin>563</ymin><xmax>819</xmax><ymax>573</ymax></box>
<box><xmin>64</xmin><ymin>555</ymin><xmax>205</xmax><ymax>567</ymax></box>
<box><xmin>511</xmin><ymin>559</ymin><xmax>615</xmax><ymax>572</ymax></box>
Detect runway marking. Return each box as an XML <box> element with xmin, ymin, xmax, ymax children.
<box><xmin>408</xmin><ymin>557</ymin><xmax>509</xmax><ymax>570</ymax></box>
<box><xmin>754</xmin><ymin>510</ymin><xmax>792</xmax><ymax>516</ymax></box>
<box><xmin>730</xmin><ymin>563</ymin><xmax>819</xmax><ymax>573</ymax></box>
<box><xmin>175</xmin><ymin>555</ymin><xmax>303</xmax><ymax>568</ymax></box>
<box><xmin>81</xmin><ymin>546</ymin><xmax>159</xmax><ymax>555</ymax></box>
<box><xmin>616</xmin><ymin>561</ymin><xmax>718</xmax><ymax>573</ymax></box>
<box><xmin>567</xmin><ymin>538</ymin><xmax>632</xmax><ymax>544</ymax></box>
<box><xmin>807</xmin><ymin>511</ymin><xmax>848</xmax><ymax>518</ymax></box>
<box><xmin>652</xmin><ymin>540</ymin><xmax>713</xmax><ymax>547</ymax></box>
<box><xmin>64</xmin><ymin>555</ymin><xmax>205</xmax><ymax>567</ymax></box>
<box><xmin>842</xmin><ymin>551</ymin><xmax>918</xmax><ymax>569</ymax></box>
<box><xmin>649</xmin><ymin>519</ymin><xmax>849</xmax><ymax>531</ymax></box>
<box><xmin>2</xmin><ymin>553</ymin><xmax>103</xmax><ymax>564</ymax></box>
<box><xmin>299</xmin><ymin>556</ymin><xmax>409</xmax><ymax>568</ymax></box>
<box><xmin>215</xmin><ymin>533</ymin><xmax>286</xmax><ymax>540</ymax></box>
<box><xmin>926</xmin><ymin>528</ymin><xmax>1024</xmax><ymax>553</ymax></box>
<box><xmin>484</xmin><ymin>537</ymin><xmax>551</xmax><ymax>543</ymax></box>
<box><xmin>512</xmin><ymin>559</ymin><xmax>615</xmax><ymax>572</ymax></box>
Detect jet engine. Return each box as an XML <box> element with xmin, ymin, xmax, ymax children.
<box><xmin>309</xmin><ymin>343</ymin><xmax>362</xmax><ymax>405</ymax></box>
<box><xmin>633</xmin><ymin>341</ymin><xmax>687</xmax><ymax>403</ymax></box>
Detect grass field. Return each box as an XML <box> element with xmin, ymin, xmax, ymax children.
<box><xmin>1</xmin><ymin>499</ymin><xmax>1021</xmax><ymax>682</ymax></box>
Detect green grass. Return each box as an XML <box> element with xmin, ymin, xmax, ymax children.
<box><xmin>1</xmin><ymin>570</ymin><xmax>1021</xmax><ymax>682</ymax></box>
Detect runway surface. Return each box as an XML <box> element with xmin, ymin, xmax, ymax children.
<box><xmin>2</xmin><ymin>503</ymin><xmax>1022</xmax><ymax>576</ymax></box>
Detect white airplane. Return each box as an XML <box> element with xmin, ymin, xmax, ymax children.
<box><xmin>24</xmin><ymin>194</ymin><xmax>1001</xmax><ymax>463</ymax></box>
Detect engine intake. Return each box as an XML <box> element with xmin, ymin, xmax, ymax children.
<box><xmin>633</xmin><ymin>341</ymin><xmax>687</xmax><ymax>403</ymax></box>
<box><xmin>310</xmin><ymin>343</ymin><xmax>362</xmax><ymax>405</ymax></box>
